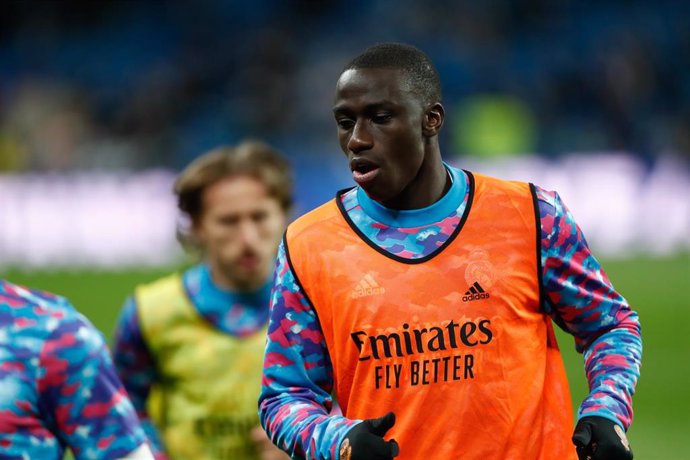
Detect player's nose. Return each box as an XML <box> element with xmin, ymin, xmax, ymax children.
<box><xmin>348</xmin><ymin>120</ymin><xmax>373</xmax><ymax>154</ymax></box>
<box><xmin>237</xmin><ymin>220</ymin><xmax>260</xmax><ymax>247</ymax></box>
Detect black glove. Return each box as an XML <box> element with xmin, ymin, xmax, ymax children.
<box><xmin>339</xmin><ymin>412</ymin><xmax>399</xmax><ymax>460</ymax></box>
<box><xmin>572</xmin><ymin>416</ymin><xmax>633</xmax><ymax>460</ymax></box>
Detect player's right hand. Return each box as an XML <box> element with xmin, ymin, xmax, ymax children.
<box><xmin>572</xmin><ymin>416</ymin><xmax>633</xmax><ymax>460</ymax></box>
<box><xmin>339</xmin><ymin>412</ymin><xmax>399</xmax><ymax>460</ymax></box>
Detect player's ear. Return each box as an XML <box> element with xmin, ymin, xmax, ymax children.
<box><xmin>189</xmin><ymin>215</ymin><xmax>206</xmax><ymax>246</ymax></box>
<box><xmin>422</xmin><ymin>102</ymin><xmax>444</xmax><ymax>137</ymax></box>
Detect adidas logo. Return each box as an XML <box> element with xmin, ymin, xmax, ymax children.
<box><xmin>462</xmin><ymin>281</ymin><xmax>490</xmax><ymax>302</ymax></box>
<box><xmin>351</xmin><ymin>273</ymin><xmax>386</xmax><ymax>299</ymax></box>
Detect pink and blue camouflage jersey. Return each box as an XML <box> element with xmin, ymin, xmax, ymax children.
<box><xmin>259</xmin><ymin>165</ymin><xmax>642</xmax><ymax>459</ymax></box>
<box><xmin>112</xmin><ymin>264</ymin><xmax>272</xmax><ymax>458</ymax></box>
<box><xmin>0</xmin><ymin>279</ymin><xmax>147</xmax><ymax>460</ymax></box>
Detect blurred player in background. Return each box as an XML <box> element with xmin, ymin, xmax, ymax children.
<box><xmin>113</xmin><ymin>140</ymin><xmax>292</xmax><ymax>460</ymax></box>
<box><xmin>259</xmin><ymin>43</ymin><xmax>642</xmax><ymax>460</ymax></box>
<box><xmin>0</xmin><ymin>278</ymin><xmax>153</xmax><ymax>459</ymax></box>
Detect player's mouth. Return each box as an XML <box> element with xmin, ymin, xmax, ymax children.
<box><xmin>237</xmin><ymin>253</ymin><xmax>260</xmax><ymax>271</ymax></box>
<box><xmin>350</xmin><ymin>158</ymin><xmax>380</xmax><ymax>185</ymax></box>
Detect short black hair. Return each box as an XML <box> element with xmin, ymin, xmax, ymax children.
<box><xmin>343</xmin><ymin>42</ymin><xmax>442</xmax><ymax>104</ymax></box>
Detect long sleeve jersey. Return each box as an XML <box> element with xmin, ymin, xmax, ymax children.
<box><xmin>0</xmin><ymin>279</ymin><xmax>147</xmax><ymax>459</ymax></box>
<box><xmin>112</xmin><ymin>264</ymin><xmax>272</xmax><ymax>458</ymax></box>
<box><xmin>259</xmin><ymin>166</ymin><xmax>642</xmax><ymax>459</ymax></box>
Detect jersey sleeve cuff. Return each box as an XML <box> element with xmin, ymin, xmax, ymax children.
<box><xmin>333</xmin><ymin>419</ymin><xmax>362</xmax><ymax>460</ymax></box>
<box><xmin>577</xmin><ymin>408</ymin><xmax>627</xmax><ymax>430</ymax></box>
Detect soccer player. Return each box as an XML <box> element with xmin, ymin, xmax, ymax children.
<box><xmin>259</xmin><ymin>43</ymin><xmax>642</xmax><ymax>460</ymax></box>
<box><xmin>112</xmin><ymin>140</ymin><xmax>292</xmax><ymax>460</ymax></box>
<box><xmin>0</xmin><ymin>278</ymin><xmax>153</xmax><ymax>459</ymax></box>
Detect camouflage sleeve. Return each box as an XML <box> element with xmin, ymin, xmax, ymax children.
<box><xmin>37</xmin><ymin>306</ymin><xmax>147</xmax><ymax>459</ymax></box>
<box><xmin>259</xmin><ymin>240</ymin><xmax>358</xmax><ymax>459</ymax></box>
<box><xmin>112</xmin><ymin>297</ymin><xmax>167</xmax><ymax>459</ymax></box>
<box><xmin>536</xmin><ymin>186</ymin><xmax>642</xmax><ymax>429</ymax></box>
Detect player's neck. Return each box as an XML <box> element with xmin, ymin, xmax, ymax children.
<box><xmin>380</xmin><ymin>154</ymin><xmax>450</xmax><ymax>210</ymax></box>
<box><xmin>207</xmin><ymin>263</ymin><xmax>266</xmax><ymax>293</ymax></box>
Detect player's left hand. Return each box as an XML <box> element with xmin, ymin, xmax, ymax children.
<box><xmin>572</xmin><ymin>416</ymin><xmax>633</xmax><ymax>460</ymax></box>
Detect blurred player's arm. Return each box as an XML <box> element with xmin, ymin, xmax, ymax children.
<box><xmin>537</xmin><ymin>186</ymin><xmax>642</xmax><ymax>430</ymax></box>
<box><xmin>113</xmin><ymin>296</ymin><xmax>168</xmax><ymax>459</ymax></box>
<box><xmin>259</xmin><ymin>240</ymin><xmax>359</xmax><ymax>459</ymax></box>
<box><xmin>37</xmin><ymin>305</ymin><xmax>151</xmax><ymax>459</ymax></box>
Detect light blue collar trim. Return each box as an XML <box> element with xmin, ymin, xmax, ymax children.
<box><xmin>356</xmin><ymin>165</ymin><xmax>466</xmax><ymax>227</ymax></box>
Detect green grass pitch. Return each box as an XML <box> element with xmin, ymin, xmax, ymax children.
<box><xmin>5</xmin><ymin>253</ymin><xmax>689</xmax><ymax>458</ymax></box>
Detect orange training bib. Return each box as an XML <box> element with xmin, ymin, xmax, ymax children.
<box><xmin>286</xmin><ymin>172</ymin><xmax>575</xmax><ymax>460</ymax></box>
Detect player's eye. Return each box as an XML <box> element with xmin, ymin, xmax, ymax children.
<box><xmin>336</xmin><ymin>117</ymin><xmax>355</xmax><ymax>130</ymax></box>
<box><xmin>372</xmin><ymin>113</ymin><xmax>392</xmax><ymax>124</ymax></box>
<box><xmin>218</xmin><ymin>215</ymin><xmax>239</xmax><ymax>226</ymax></box>
<box><xmin>251</xmin><ymin>211</ymin><xmax>268</xmax><ymax>223</ymax></box>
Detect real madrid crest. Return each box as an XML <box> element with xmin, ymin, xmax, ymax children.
<box><xmin>464</xmin><ymin>249</ymin><xmax>496</xmax><ymax>289</ymax></box>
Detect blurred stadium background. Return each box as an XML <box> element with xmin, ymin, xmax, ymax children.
<box><xmin>1</xmin><ymin>0</ymin><xmax>688</xmax><ymax>458</ymax></box>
